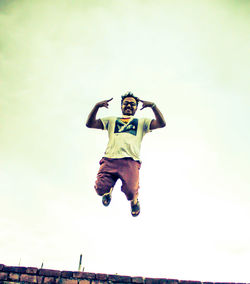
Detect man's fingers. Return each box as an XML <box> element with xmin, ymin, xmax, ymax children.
<box><xmin>139</xmin><ymin>99</ymin><xmax>144</xmax><ymax>110</ymax></box>
<box><xmin>107</xmin><ymin>98</ymin><xmax>113</xmax><ymax>102</ymax></box>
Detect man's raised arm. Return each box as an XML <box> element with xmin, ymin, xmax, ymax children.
<box><xmin>139</xmin><ymin>99</ymin><xmax>166</xmax><ymax>130</ymax></box>
<box><xmin>86</xmin><ymin>98</ymin><xmax>113</xmax><ymax>129</ymax></box>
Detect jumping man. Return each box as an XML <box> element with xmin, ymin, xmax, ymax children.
<box><xmin>86</xmin><ymin>92</ymin><xmax>166</xmax><ymax>217</ymax></box>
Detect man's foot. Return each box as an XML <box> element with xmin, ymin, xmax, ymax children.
<box><xmin>131</xmin><ymin>199</ymin><xmax>140</xmax><ymax>217</ymax></box>
<box><xmin>102</xmin><ymin>188</ymin><xmax>113</xmax><ymax>207</ymax></box>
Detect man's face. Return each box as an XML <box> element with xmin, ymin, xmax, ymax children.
<box><xmin>121</xmin><ymin>97</ymin><xmax>138</xmax><ymax>116</ymax></box>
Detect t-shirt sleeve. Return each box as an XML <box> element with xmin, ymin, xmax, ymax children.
<box><xmin>100</xmin><ymin>117</ymin><xmax>111</xmax><ymax>130</ymax></box>
<box><xmin>143</xmin><ymin>118</ymin><xmax>153</xmax><ymax>134</ymax></box>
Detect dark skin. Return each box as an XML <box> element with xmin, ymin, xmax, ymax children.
<box><xmin>86</xmin><ymin>97</ymin><xmax>166</xmax><ymax>130</ymax></box>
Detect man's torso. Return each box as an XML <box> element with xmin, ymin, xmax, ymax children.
<box><xmin>100</xmin><ymin>116</ymin><xmax>152</xmax><ymax>162</ymax></box>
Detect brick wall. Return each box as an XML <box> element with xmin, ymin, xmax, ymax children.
<box><xmin>0</xmin><ymin>264</ymin><xmax>244</xmax><ymax>284</ymax></box>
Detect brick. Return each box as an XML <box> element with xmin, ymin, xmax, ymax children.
<box><xmin>145</xmin><ymin>278</ymin><xmax>156</xmax><ymax>284</ymax></box>
<box><xmin>214</xmin><ymin>283</ymin><xmax>235</xmax><ymax>284</ymax></box>
<box><xmin>3</xmin><ymin>265</ymin><xmax>27</xmax><ymax>273</ymax></box>
<box><xmin>132</xmin><ymin>277</ymin><xmax>144</xmax><ymax>283</ymax></box>
<box><xmin>79</xmin><ymin>280</ymin><xmax>91</xmax><ymax>284</ymax></box>
<box><xmin>165</xmin><ymin>280</ymin><xmax>179</xmax><ymax>284</ymax></box>
<box><xmin>73</xmin><ymin>272</ymin><xmax>95</xmax><ymax>279</ymax></box>
<box><xmin>44</xmin><ymin>276</ymin><xmax>57</xmax><ymax>283</ymax></box>
<box><xmin>96</xmin><ymin>273</ymin><xmax>108</xmax><ymax>281</ymax></box>
<box><xmin>145</xmin><ymin>278</ymin><xmax>176</xmax><ymax>284</ymax></box>
<box><xmin>0</xmin><ymin>265</ymin><xmax>4</xmax><ymax>271</ymax></box>
<box><xmin>27</xmin><ymin>267</ymin><xmax>39</xmax><ymax>274</ymax></box>
<box><xmin>37</xmin><ymin>276</ymin><xmax>44</xmax><ymax>284</ymax></box>
<box><xmin>58</xmin><ymin>279</ymin><xmax>77</xmax><ymax>284</ymax></box>
<box><xmin>39</xmin><ymin>269</ymin><xmax>61</xmax><ymax>277</ymax></box>
<box><xmin>20</xmin><ymin>274</ymin><xmax>37</xmax><ymax>283</ymax></box>
<box><xmin>114</xmin><ymin>282</ymin><xmax>132</xmax><ymax>284</ymax></box>
<box><xmin>0</xmin><ymin>273</ymin><xmax>8</xmax><ymax>280</ymax></box>
<box><xmin>157</xmin><ymin>280</ymin><xmax>179</xmax><ymax>284</ymax></box>
<box><xmin>8</xmin><ymin>273</ymin><xmax>20</xmax><ymax>281</ymax></box>
<box><xmin>180</xmin><ymin>281</ymin><xmax>201</xmax><ymax>284</ymax></box>
<box><xmin>61</xmin><ymin>271</ymin><xmax>73</xmax><ymax>278</ymax></box>
<box><xmin>108</xmin><ymin>274</ymin><xmax>131</xmax><ymax>282</ymax></box>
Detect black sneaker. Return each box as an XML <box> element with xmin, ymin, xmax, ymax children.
<box><xmin>131</xmin><ymin>200</ymin><xmax>140</xmax><ymax>217</ymax></box>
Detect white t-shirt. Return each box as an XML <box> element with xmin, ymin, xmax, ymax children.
<box><xmin>100</xmin><ymin>116</ymin><xmax>153</xmax><ymax>162</ymax></box>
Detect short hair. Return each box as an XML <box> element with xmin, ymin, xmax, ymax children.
<box><xmin>121</xmin><ymin>92</ymin><xmax>139</xmax><ymax>106</ymax></box>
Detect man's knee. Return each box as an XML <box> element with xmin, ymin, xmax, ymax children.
<box><xmin>95</xmin><ymin>185</ymin><xmax>108</xmax><ymax>196</ymax></box>
<box><xmin>95</xmin><ymin>180</ymin><xmax>113</xmax><ymax>196</ymax></box>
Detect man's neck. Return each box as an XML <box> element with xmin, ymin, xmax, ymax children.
<box><xmin>122</xmin><ymin>115</ymin><xmax>134</xmax><ymax>119</ymax></box>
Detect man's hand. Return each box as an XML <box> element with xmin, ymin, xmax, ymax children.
<box><xmin>86</xmin><ymin>98</ymin><xmax>113</xmax><ymax>129</ymax></box>
<box><xmin>139</xmin><ymin>99</ymin><xmax>155</xmax><ymax>110</ymax></box>
<box><xmin>139</xmin><ymin>99</ymin><xmax>166</xmax><ymax>130</ymax></box>
<box><xmin>96</xmin><ymin>98</ymin><xmax>113</xmax><ymax>109</ymax></box>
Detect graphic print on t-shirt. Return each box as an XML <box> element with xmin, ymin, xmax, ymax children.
<box><xmin>114</xmin><ymin>118</ymin><xmax>138</xmax><ymax>136</ymax></box>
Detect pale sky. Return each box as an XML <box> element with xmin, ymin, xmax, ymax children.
<box><xmin>0</xmin><ymin>0</ymin><xmax>250</xmax><ymax>282</ymax></box>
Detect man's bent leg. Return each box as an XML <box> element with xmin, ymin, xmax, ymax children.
<box><xmin>95</xmin><ymin>172</ymin><xmax>117</xmax><ymax>196</ymax></box>
<box><xmin>119</xmin><ymin>159</ymin><xmax>141</xmax><ymax>201</ymax></box>
<box><xmin>94</xmin><ymin>158</ymin><xmax>118</xmax><ymax>196</ymax></box>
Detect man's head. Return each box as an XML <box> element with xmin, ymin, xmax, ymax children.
<box><xmin>121</xmin><ymin>92</ymin><xmax>139</xmax><ymax>116</ymax></box>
